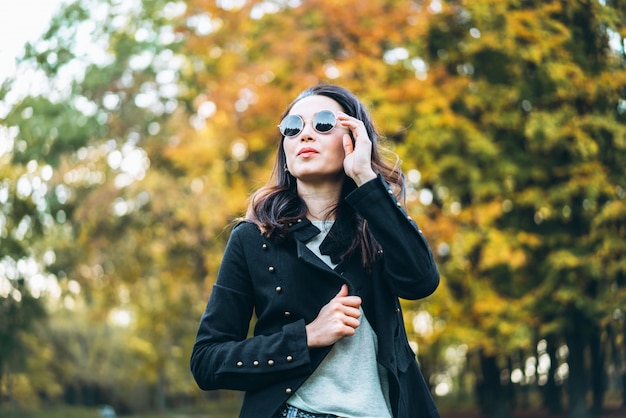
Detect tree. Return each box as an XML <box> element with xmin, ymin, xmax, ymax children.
<box><xmin>1</xmin><ymin>0</ymin><xmax>209</xmax><ymax>409</ymax></box>
<box><xmin>393</xmin><ymin>1</ymin><xmax>626</xmax><ymax>417</ymax></box>
<box><xmin>0</xmin><ymin>117</ymin><xmax>48</xmax><ymax>406</ymax></box>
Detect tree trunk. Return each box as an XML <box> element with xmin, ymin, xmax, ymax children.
<box><xmin>156</xmin><ymin>368</ymin><xmax>167</xmax><ymax>412</ymax></box>
<box><xmin>622</xmin><ymin>310</ymin><xmax>626</xmax><ymax>409</ymax></box>
<box><xmin>507</xmin><ymin>355</ymin><xmax>517</xmax><ymax>411</ymax></box>
<box><xmin>515</xmin><ymin>351</ymin><xmax>531</xmax><ymax>411</ymax></box>
<box><xmin>477</xmin><ymin>351</ymin><xmax>510</xmax><ymax>418</ymax></box>
<box><xmin>622</xmin><ymin>371</ymin><xmax>626</xmax><ymax>409</ymax></box>
<box><xmin>543</xmin><ymin>336</ymin><xmax>563</xmax><ymax>415</ymax></box>
<box><xmin>566</xmin><ymin>325</ymin><xmax>589</xmax><ymax>418</ymax></box>
<box><xmin>589</xmin><ymin>324</ymin><xmax>605</xmax><ymax>416</ymax></box>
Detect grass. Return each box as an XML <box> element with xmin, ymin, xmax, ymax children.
<box><xmin>0</xmin><ymin>402</ymin><xmax>240</xmax><ymax>418</ymax></box>
<box><xmin>0</xmin><ymin>406</ymin><xmax>101</xmax><ymax>418</ymax></box>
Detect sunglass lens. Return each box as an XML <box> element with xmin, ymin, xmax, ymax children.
<box><xmin>279</xmin><ymin>115</ymin><xmax>303</xmax><ymax>136</ymax></box>
<box><xmin>314</xmin><ymin>110</ymin><xmax>336</xmax><ymax>133</ymax></box>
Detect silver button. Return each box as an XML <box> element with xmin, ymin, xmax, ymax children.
<box><xmin>268</xmin><ymin>360</ymin><xmax>275</xmax><ymax>366</ymax></box>
<box><xmin>284</xmin><ymin>311</ymin><xmax>291</xmax><ymax>317</ymax></box>
<box><xmin>286</xmin><ymin>356</ymin><xmax>293</xmax><ymax>362</ymax></box>
<box><xmin>262</xmin><ymin>243</ymin><xmax>268</xmax><ymax>250</ymax></box>
<box><xmin>253</xmin><ymin>361</ymin><xmax>259</xmax><ymax>367</ymax></box>
<box><xmin>236</xmin><ymin>361</ymin><xmax>243</xmax><ymax>367</ymax></box>
<box><xmin>285</xmin><ymin>388</ymin><xmax>292</xmax><ymax>394</ymax></box>
<box><xmin>268</xmin><ymin>266</ymin><xmax>275</xmax><ymax>273</ymax></box>
<box><xmin>275</xmin><ymin>286</ymin><xmax>282</xmax><ymax>293</ymax></box>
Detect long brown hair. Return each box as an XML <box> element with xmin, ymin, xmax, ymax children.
<box><xmin>245</xmin><ymin>84</ymin><xmax>405</xmax><ymax>268</ymax></box>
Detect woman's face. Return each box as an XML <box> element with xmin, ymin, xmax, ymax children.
<box><xmin>282</xmin><ymin>95</ymin><xmax>349</xmax><ymax>185</ymax></box>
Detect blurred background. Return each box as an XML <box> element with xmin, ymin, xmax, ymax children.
<box><xmin>0</xmin><ymin>1</ymin><xmax>625</xmax><ymax>418</ymax></box>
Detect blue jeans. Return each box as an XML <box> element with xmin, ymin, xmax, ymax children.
<box><xmin>274</xmin><ymin>404</ymin><xmax>341</xmax><ymax>418</ymax></box>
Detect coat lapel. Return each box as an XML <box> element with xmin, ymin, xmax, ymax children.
<box><xmin>287</xmin><ymin>216</ymin><xmax>353</xmax><ymax>267</ymax></box>
<box><xmin>319</xmin><ymin>215</ymin><xmax>353</xmax><ymax>265</ymax></box>
<box><xmin>287</xmin><ymin>219</ymin><xmax>328</xmax><ymax>270</ymax></box>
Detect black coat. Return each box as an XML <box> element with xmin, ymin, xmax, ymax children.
<box><xmin>191</xmin><ymin>175</ymin><xmax>441</xmax><ymax>418</ymax></box>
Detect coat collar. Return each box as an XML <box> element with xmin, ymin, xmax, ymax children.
<box><xmin>287</xmin><ymin>216</ymin><xmax>353</xmax><ymax>265</ymax></box>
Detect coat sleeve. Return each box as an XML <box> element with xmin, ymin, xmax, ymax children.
<box><xmin>190</xmin><ymin>224</ymin><xmax>312</xmax><ymax>392</ymax></box>
<box><xmin>345</xmin><ymin>174</ymin><xmax>440</xmax><ymax>300</ymax></box>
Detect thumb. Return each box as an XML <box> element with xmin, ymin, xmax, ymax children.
<box><xmin>335</xmin><ymin>284</ymin><xmax>349</xmax><ymax>298</ymax></box>
<box><xmin>342</xmin><ymin>134</ymin><xmax>354</xmax><ymax>155</ymax></box>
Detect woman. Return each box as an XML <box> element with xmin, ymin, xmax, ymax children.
<box><xmin>190</xmin><ymin>85</ymin><xmax>441</xmax><ymax>418</ymax></box>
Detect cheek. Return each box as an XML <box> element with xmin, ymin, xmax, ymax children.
<box><xmin>282</xmin><ymin>141</ymin><xmax>296</xmax><ymax>164</ymax></box>
<box><xmin>282</xmin><ymin>140</ymin><xmax>294</xmax><ymax>153</ymax></box>
<box><xmin>332</xmin><ymin>138</ymin><xmax>346</xmax><ymax>159</ymax></box>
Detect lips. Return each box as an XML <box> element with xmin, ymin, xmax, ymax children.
<box><xmin>297</xmin><ymin>147</ymin><xmax>318</xmax><ymax>156</ymax></box>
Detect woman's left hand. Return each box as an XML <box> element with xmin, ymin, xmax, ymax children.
<box><xmin>338</xmin><ymin>112</ymin><xmax>377</xmax><ymax>187</ymax></box>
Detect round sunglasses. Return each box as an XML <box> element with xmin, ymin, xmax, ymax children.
<box><xmin>278</xmin><ymin>110</ymin><xmax>337</xmax><ymax>137</ymax></box>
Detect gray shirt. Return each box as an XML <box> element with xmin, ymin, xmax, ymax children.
<box><xmin>287</xmin><ymin>221</ymin><xmax>392</xmax><ymax>418</ymax></box>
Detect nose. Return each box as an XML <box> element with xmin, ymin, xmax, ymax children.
<box><xmin>299</xmin><ymin>124</ymin><xmax>315</xmax><ymax>142</ymax></box>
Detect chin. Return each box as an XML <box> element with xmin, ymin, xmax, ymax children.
<box><xmin>295</xmin><ymin>171</ymin><xmax>344</xmax><ymax>183</ymax></box>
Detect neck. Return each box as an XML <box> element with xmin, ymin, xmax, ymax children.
<box><xmin>296</xmin><ymin>179</ymin><xmax>343</xmax><ymax>221</ymax></box>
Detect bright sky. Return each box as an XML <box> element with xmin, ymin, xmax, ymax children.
<box><xmin>0</xmin><ymin>0</ymin><xmax>65</xmax><ymax>83</ymax></box>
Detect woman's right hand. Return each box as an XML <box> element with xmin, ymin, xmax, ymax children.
<box><xmin>305</xmin><ymin>284</ymin><xmax>362</xmax><ymax>348</ymax></box>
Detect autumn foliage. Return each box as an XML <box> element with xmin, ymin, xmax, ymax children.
<box><xmin>1</xmin><ymin>1</ymin><xmax>625</xmax><ymax>417</ymax></box>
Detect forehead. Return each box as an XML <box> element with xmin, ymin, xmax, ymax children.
<box><xmin>289</xmin><ymin>95</ymin><xmax>343</xmax><ymax>116</ymax></box>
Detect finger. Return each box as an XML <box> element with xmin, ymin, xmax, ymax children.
<box><xmin>338</xmin><ymin>325</ymin><xmax>357</xmax><ymax>338</ymax></box>
<box><xmin>342</xmin><ymin>316</ymin><xmax>360</xmax><ymax>330</ymax></box>
<box><xmin>336</xmin><ymin>113</ymin><xmax>361</xmax><ymax>133</ymax></box>
<box><xmin>339</xmin><ymin>120</ymin><xmax>360</xmax><ymax>139</ymax></box>
<box><xmin>342</xmin><ymin>305</ymin><xmax>362</xmax><ymax>319</ymax></box>
<box><xmin>340</xmin><ymin>295</ymin><xmax>362</xmax><ymax>309</ymax></box>
<box><xmin>335</xmin><ymin>284</ymin><xmax>349</xmax><ymax>298</ymax></box>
